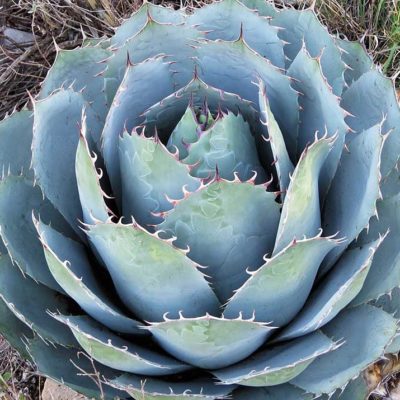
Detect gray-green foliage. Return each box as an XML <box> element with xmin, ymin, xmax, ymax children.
<box><xmin>0</xmin><ymin>0</ymin><xmax>399</xmax><ymax>399</ymax></box>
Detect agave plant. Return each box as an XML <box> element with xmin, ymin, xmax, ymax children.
<box><xmin>0</xmin><ymin>0</ymin><xmax>400</xmax><ymax>398</ymax></box>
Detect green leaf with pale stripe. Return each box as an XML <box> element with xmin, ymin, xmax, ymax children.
<box><xmin>108</xmin><ymin>374</ymin><xmax>235</xmax><ymax>400</ymax></box>
<box><xmin>258</xmin><ymin>80</ymin><xmax>294</xmax><ymax>196</ymax></box>
<box><xmin>55</xmin><ymin>315</ymin><xmax>191</xmax><ymax>376</ymax></box>
<box><xmin>145</xmin><ymin>315</ymin><xmax>274</xmax><ymax>369</ymax></box>
<box><xmin>279</xmin><ymin>237</ymin><xmax>383</xmax><ymax>341</ymax></box>
<box><xmin>213</xmin><ymin>331</ymin><xmax>337</xmax><ymax>386</ymax></box>
<box><xmin>76</xmin><ymin>113</ymin><xmax>110</xmax><ymax>225</ymax></box>
<box><xmin>35</xmin><ymin>219</ymin><xmax>143</xmax><ymax>335</ymax></box>
<box><xmin>274</xmin><ymin>136</ymin><xmax>335</xmax><ymax>254</ymax></box>
<box><xmin>224</xmin><ymin>235</ymin><xmax>338</xmax><ymax>326</ymax></box>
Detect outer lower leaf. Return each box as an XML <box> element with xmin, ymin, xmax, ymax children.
<box><xmin>237</xmin><ymin>0</ymin><xmax>277</xmax><ymax>17</ymax></box>
<box><xmin>287</xmin><ymin>48</ymin><xmax>348</xmax><ymax>198</ymax></box>
<box><xmin>324</xmin><ymin>375</ymin><xmax>370</xmax><ymax>400</ymax></box>
<box><xmin>159</xmin><ymin>180</ymin><xmax>280</xmax><ymax>303</ymax></box>
<box><xmin>144</xmin><ymin>315</ymin><xmax>274</xmax><ymax>369</ymax></box>
<box><xmin>279</xmin><ymin>237</ymin><xmax>383</xmax><ymax>341</ymax></box>
<box><xmin>0</xmin><ymin>296</ymin><xmax>33</xmax><ymax>359</ymax></box>
<box><xmin>0</xmin><ymin>109</ymin><xmax>33</xmax><ymax>178</ymax></box>
<box><xmin>32</xmin><ymin>89</ymin><xmax>102</xmax><ymax>236</ymax></box>
<box><xmin>38</xmin><ymin>46</ymin><xmax>112</xmax><ymax>148</ymax></box>
<box><xmin>119</xmin><ymin>131</ymin><xmax>200</xmax><ymax>228</ymax></box>
<box><xmin>321</xmin><ymin>124</ymin><xmax>384</xmax><ymax>275</ymax></box>
<box><xmin>0</xmin><ymin>254</ymin><xmax>75</xmax><ymax>346</ymax></box>
<box><xmin>55</xmin><ymin>315</ymin><xmax>191</xmax><ymax>376</ymax></box>
<box><xmin>183</xmin><ymin>112</ymin><xmax>267</xmax><ymax>183</ymax></box>
<box><xmin>341</xmin><ymin>69</ymin><xmax>400</xmax><ymax>177</ymax></box>
<box><xmin>351</xmin><ymin>193</ymin><xmax>400</xmax><ymax>304</ymax></box>
<box><xmin>108</xmin><ymin>374</ymin><xmax>235</xmax><ymax>400</ymax></box>
<box><xmin>336</xmin><ymin>39</ymin><xmax>373</xmax><ymax>87</ymax></box>
<box><xmin>258</xmin><ymin>80</ymin><xmax>294</xmax><ymax>196</ymax></box>
<box><xmin>111</xmin><ymin>3</ymin><xmax>186</xmax><ymax>48</ymax></box>
<box><xmin>35</xmin><ymin>219</ymin><xmax>143</xmax><ymax>335</ymax></box>
<box><xmin>213</xmin><ymin>331</ymin><xmax>337</xmax><ymax>386</ymax></box>
<box><xmin>196</xmin><ymin>39</ymin><xmax>299</xmax><ymax>158</ymax></box>
<box><xmin>291</xmin><ymin>304</ymin><xmax>397</xmax><ymax>396</ymax></box>
<box><xmin>188</xmin><ymin>0</ymin><xmax>284</xmax><ymax>68</ymax></box>
<box><xmin>0</xmin><ymin>175</ymin><xmax>72</xmax><ymax>291</ymax></box>
<box><xmin>224</xmin><ymin>235</ymin><xmax>338</xmax><ymax>325</ymax></box>
<box><xmin>87</xmin><ymin>222</ymin><xmax>220</xmax><ymax>321</ymax></box>
<box><xmin>273</xmin><ymin>136</ymin><xmax>334</xmax><ymax>254</ymax></box>
<box><xmin>101</xmin><ymin>57</ymin><xmax>177</xmax><ymax>203</ymax></box>
<box><xmin>76</xmin><ymin>115</ymin><xmax>110</xmax><ymax>224</ymax></box>
<box><xmin>272</xmin><ymin>9</ymin><xmax>346</xmax><ymax>95</ymax></box>
<box><xmin>232</xmin><ymin>385</ymin><xmax>312</xmax><ymax>400</ymax></box>
<box><xmin>372</xmin><ymin>287</ymin><xmax>400</xmax><ymax>354</ymax></box>
<box><xmin>26</xmin><ymin>337</ymin><xmax>127</xmax><ymax>400</ymax></box>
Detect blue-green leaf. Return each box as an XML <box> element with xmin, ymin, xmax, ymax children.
<box><xmin>119</xmin><ymin>131</ymin><xmax>200</xmax><ymax>228</ymax></box>
<box><xmin>273</xmin><ymin>136</ymin><xmax>335</xmax><ymax>254</ymax></box>
<box><xmin>272</xmin><ymin>9</ymin><xmax>346</xmax><ymax>95</ymax></box>
<box><xmin>32</xmin><ymin>89</ymin><xmax>101</xmax><ymax>236</ymax></box>
<box><xmin>55</xmin><ymin>315</ymin><xmax>191</xmax><ymax>376</ymax></box>
<box><xmin>39</xmin><ymin>46</ymin><xmax>112</xmax><ymax>148</ymax></box>
<box><xmin>291</xmin><ymin>304</ymin><xmax>397</xmax><ymax>396</ymax></box>
<box><xmin>279</xmin><ymin>237</ymin><xmax>383</xmax><ymax>341</ymax></box>
<box><xmin>87</xmin><ymin>222</ymin><xmax>220</xmax><ymax>321</ymax></box>
<box><xmin>111</xmin><ymin>3</ymin><xmax>186</xmax><ymax>48</ymax></box>
<box><xmin>188</xmin><ymin>0</ymin><xmax>284</xmax><ymax>68</ymax></box>
<box><xmin>26</xmin><ymin>337</ymin><xmax>127</xmax><ymax>400</ymax></box>
<box><xmin>258</xmin><ymin>80</ymin><xmax>294</xmax><ymax>196</ymax></box>
<box><xmin>35</xmin><ymin>219</ymin><xmax>143</xmax><ymax>335</ymax></box>
<box><xmin>159</xmin><ymin>180</ymin><xmax>280</xmax><ymax>303</ymax></box>
<box><xmin>224</xmin><ymin>235</ymin><xmax>338</xmax><ymax>325</ymax></box>
<box><xmin>196</xmin><ymin>39</ymin><xmax>299</xmax><ymax>157</ymax></box>
<box><xmin>76</xmin><ymin>114</ymin><xmax>110</xmax><ymax>225</ymax></box>
<box><xmin>213</xmin><ymin>331</ymin><xmax>338</xmax><ymax>386</ymax></box>
<box><xmin>0</xmin><ymin>254</ymin><xmax>75</xmax><ymax>346</ymax></box>
<box><xmin>143</xmin><ymin>76</ymin><xmax>260</xmax><ymax>142</ymax></box>
<box><xmin>0</xmin><ymin>109</ymin><xmax>33</xmax><ymax>178</ymax></box>
<box><xmin>0</xmin><ymin>175</ymin><xmax>72</xmax><ymax>291</ymax></box>
<box><xmin>108</xmin><ymin>374</ymin><xmax>235</xmax><ymax>400</ymax></box>
<box><xmin>321</xmin><ymin>124</ymin><xmax>384</xmax><ymax>275</ymax></box>
<box><xmin>336</xmin><ymin>39</ymin><xmax>373</xmax><ymax>87</ymax></box>
<box><xmin>101</xmin><ymin>57</ymin><xmax>177</xmax><ymax>203</ymax></box>
<box><xmin>341</xmin><ymin>69</ymin><xmax>400</xmax><ymax>177</ymax></box>
<box><xmin>351</xmin><ymin>193</ymin><xmax>400</xmax><ymax>304</ymax></box>
<box><xmin>183</xmin><ymin>112</ymin><xmax>267</xmax><ymax>183</ymax></box>
<box><xmin>145</xmin><ymin>315</ymin><xmax>273</xmax><ymax>369</ymax></box>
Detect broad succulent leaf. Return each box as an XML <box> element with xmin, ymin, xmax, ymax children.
<box><xmin>1</xmin><ymin>1</ymin><xmax>399</xmax><ymax>398</ymax></box>
<box><xmin>0</xmin><ymin>109</ymin><xmax>33</xmax><ymax>178</ymax></box>
<box><xmin>87</xmin><ymin>222</ymin><xmax>221</xmax><ymax>320</ymax></box>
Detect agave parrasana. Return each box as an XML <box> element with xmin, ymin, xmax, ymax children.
<box><xmin>0</xmin><ymin>0</ymin><xmax>400</xmax><ymax>399</ymax></box>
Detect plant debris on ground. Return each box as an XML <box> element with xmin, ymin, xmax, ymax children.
<box><xmin>0</xmin><ymin>337</ymin><xmax>43</xmax><ymax>400</ymax></box>
<box><xmin>0</xmin><ymin>0</ymin><xmax>399</xmax><ymax>399</ymax></box>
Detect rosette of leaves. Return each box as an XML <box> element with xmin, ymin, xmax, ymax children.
<box><xmin>0</xmin><ymin>0</ymin><xmax>399</xmax><ymax>398</ymax></box>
